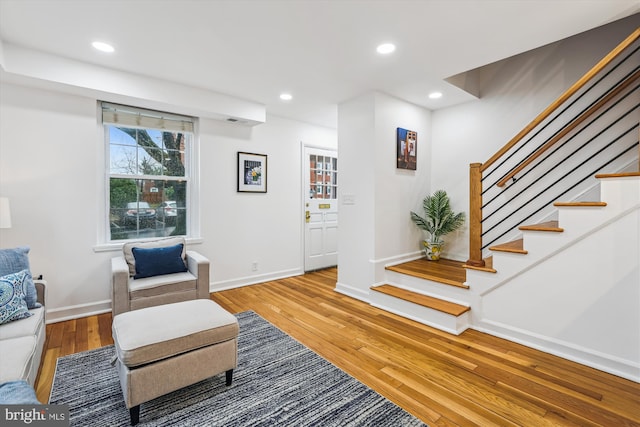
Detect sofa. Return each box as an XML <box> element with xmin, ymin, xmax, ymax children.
<box><xmin>0</xmin><ymin>246</ymin><xmax>48</xmax><ymax>403</ymax></box>
<box><xmin>0</xmin><ymin>279</ymin><xmax>46</xmax><ymax>387</ymax></box>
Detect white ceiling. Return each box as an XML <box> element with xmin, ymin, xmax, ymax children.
<box><xmin>1</xmin><ymin>0</ymin><xmax>639</xmax><ymax>128</ymax></box>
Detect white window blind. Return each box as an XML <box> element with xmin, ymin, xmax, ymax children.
<box><xmin>101</xmin><ymin>102</ymin><xmax>194</xmax><ymax>132</ymax></box>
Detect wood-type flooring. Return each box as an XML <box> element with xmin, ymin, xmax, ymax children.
<box><xmin>36</xmin><ymin>268</ymin><xmax>640</xmax><ymax>426</ymax></box>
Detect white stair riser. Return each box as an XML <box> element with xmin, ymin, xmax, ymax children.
<box><xmin>385</xmin><ymin>270</ymin><xmax>471</xmax><ymax>302</ymax></box>
<box><xmin>487</xmin><ymin>252</ymin><xmax>533</xmax><ymax>277</ymax></box>
<box><xmin>464</xmin><ymin>269</ymin><xmax>496</xmax><ymax>293</ymax></box>
<box><xmin>555</xmin><ymin>179</ymin><xmax>639</xmax><ymax>233</ymax></box>
<box><xmin>369</xmin><ymin>291</ymin><xmax>469</xmax><ymax>335</ymax></box>
<box><xmin>521</xmin><ymin>228</ymin><xmax>589</xmax><ymax>257</ymax></box>
<box><xmin>557</xmin><ymin>206</ymin><xmax>610</xmax><ymax>231</ymax></box>
<box><xmin>600</xmin><ymin>178</ymin><xmax>640</xmax><ymax>207</ymax></box>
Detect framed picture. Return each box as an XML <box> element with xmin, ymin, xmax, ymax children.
<box><xmin>237</xmin><ymin>152</ymin><xmax>267</xmax><ymax>193</ymax></box>
<box><xmin>396</xmin><ymin>127</ymin><xmax>417</xmax><ymax>170</ymax></box>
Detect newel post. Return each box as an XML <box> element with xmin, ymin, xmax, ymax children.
<box><xmin>466</xmin><ymin>162</ymin><xmax>485</xmax><ymax>267</ymax></box>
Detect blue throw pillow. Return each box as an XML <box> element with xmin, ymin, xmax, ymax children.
<box><xmin>0</xmin><ymin>270</ymin><xmax>33</xmax><ymax>325</ymax></box>
<box><xmin>132</xmin><ymin>243</ymin><xmax>188</xmax><ymax>279</ymax></box>
<box><xmin>0</xmin><ymin>247</ymin><xmax>39</xmax><ymax>309</ymax></box>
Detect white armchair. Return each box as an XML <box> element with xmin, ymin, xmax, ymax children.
<box><xmin>111</xmin><ymin>237</ymin><xmax>210</xmax><ymax>316</ymax></box>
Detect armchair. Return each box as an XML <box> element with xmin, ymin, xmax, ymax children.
<box><xmin>111</xmin><ymin>237</ymin><xmax>210</xmax><ymax>316</ymax></box>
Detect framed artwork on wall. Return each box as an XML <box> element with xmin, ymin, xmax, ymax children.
<box><xmin>396</xmin><ymin>127</ymin><xmax>417</xmax><ymax>170</ymax></box>
<box><xmin>237</xmin><ymin>152</ymin><xmax>267</xmax><ymax>193</ymax></box>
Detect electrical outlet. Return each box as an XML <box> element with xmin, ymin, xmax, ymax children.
<box><xmin>251</xmin><ymin>262</ymin><xmax>258</xmax><ymax>271</ymax></box>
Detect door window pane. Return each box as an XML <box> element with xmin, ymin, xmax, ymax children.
<box><xmin>309</xmin><ymin>154</ymin><xmax>337</xmax><ymax>200</ymax></box>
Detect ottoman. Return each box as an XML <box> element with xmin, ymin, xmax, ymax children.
<box><xmin>112</xmin><ymin>299</ymin><xmax>239</xmax><ymax>425</ymax></box>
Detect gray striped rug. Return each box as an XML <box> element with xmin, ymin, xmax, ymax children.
<box><xmin>50</xmin><ymin>311</ymin><xmax>427</xmax><ymax>426</ymax></box>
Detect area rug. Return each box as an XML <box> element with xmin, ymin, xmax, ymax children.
<box><xmin>50</xmin><ymin>311</ymin><xmax>426</xmax><ymax>426</ymax></box>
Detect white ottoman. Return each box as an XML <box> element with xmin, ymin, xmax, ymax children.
<box><xmin>112</xmin><ymin>299</ymin><xmax>239</xmax><ymax>425</ymax></box>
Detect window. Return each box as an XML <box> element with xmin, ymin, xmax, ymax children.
<box><xmin>309</xmin><ymin>154</ymin><xmax>337</xmax><ymax>199</ymax></box>
<box><xmin>102</xmin><ymin>103</ymin><xmax>196</xmax><ymax>242</ymax></box>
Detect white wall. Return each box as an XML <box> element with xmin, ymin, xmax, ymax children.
<box><xmin>430</xmin><ymin>15</ymin><xmax>640</xmax><ymax>260</ymax></box>
<box><xmin>200</xmin><ymin>114</ymin><xmax>336</xmax><ymax>290</ymax></box>
<box><xmin>374</xmin><ymin>93</ymin><xmax>432</xmax><ymax>263</ymax></box>
<box><xmin>335</xmin><ymin>93</ymin><xmax>376</xmax><ymax>299</ymax></box>
<box><xmin>0</xmin><ymin>82</ymin><xmax>336</xmax><ymax>321</ymax></box>
<box><xmin>336</xmin><ymin>92</ymin><xmax>430</xmax><ymax>299</ymax></box>
<box><xmin>0</xmin><ymin>83</ymin><xmax>110</xmax><ymax>318</ymax></box>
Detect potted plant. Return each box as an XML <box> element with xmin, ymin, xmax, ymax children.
<box><xmin>410</xmin><ymin>190</ymin><xmax>465</xmax><ymax>260</ymax></box>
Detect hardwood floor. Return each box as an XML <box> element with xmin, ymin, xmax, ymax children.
<box><xmin>36</xmin><ymin>268</ymin><xmax>640</xmax><ymax>426</ymax></box>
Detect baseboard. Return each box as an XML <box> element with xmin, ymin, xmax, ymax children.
<box><xmin>43</xmin><ymin>269</ymin><xmax>304</xmax><ymax>323</ymax></box>
<box><xmin>474</xmin><ymin>319</ymin><xmax>640</xmax><ymax>383</ymax></box>
<box><xmin>334</xmin><ymin>281</ymin><xmax>371</xmax><ymax>302</ymax></box>
<box><xmin>209</xmin><ymin>267</ymin><xmax>304</xmax><ymax>292</ymax></box>
<box><xmin>46</xmin><ymin>300</ymin><xmax>112</xmax><ymax>324</ymax></box>
<box><xmin>371</xmin><ymin>251</ymin><xmax>423</xmax><ymax>267</ymax></box>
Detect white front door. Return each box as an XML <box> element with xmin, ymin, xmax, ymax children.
<box><xmin>304</xmin><ymin>147</ymin><xmax>338</xmax><ymax>271</ymax></box>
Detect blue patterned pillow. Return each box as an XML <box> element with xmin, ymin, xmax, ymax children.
<box><xmin>132</xmin><ymin>243</ymin><xmax>188</xmax><ymax>279</ymax></box>
<box><xmin>0</xmin><ymin>247</ymin><xmax>39</xmax><ymax>309</ymax></box>
<box><xmin>0</xmin><ymin>270</ymin><xmax>33</xmax><ymax>325</ymax></box>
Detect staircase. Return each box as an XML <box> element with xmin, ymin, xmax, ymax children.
<box><xmin>369</xmin><ymin>258</ymin><xmax>471</xmax><ymax>335</ymax></box>
<box><xmin>368</xmin><ymin>30</ymin><xmax>639</xmax><ymax>380</ymax></box>
<box><xmin>372</xmin><ymin>172</ymin><xmax>639</xmax><ymax>380</ymax></box>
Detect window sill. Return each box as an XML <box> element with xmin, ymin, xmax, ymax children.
<box><xmin>93</xmin><ymin>237</ymin><xmax>204</xmax><ymax>253</ymax></box>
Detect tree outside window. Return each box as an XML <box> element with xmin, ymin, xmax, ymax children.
<box><xmin>103</xmin><ymin>104</ymin><xmax>194</xmax><ymax>242</ymax></box>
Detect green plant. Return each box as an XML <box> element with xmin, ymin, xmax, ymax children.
<box><xmin>410</xmin><ymin>190</ymin><xmax>465</xmax><ymax>243</ymax></box>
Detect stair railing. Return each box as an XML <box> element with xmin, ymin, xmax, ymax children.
<box><xmin>466</xmin><ymin>27</ymin><xmax>640</xmax><ymax>268</ymax></box>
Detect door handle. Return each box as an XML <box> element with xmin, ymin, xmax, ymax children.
<box><xmin>305</xmin><ymin>211</ymin><xmax>310</xmax><ymax>223</ymax></box>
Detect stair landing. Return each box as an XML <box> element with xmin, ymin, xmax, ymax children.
<box><xmin>385</xmin><ymin>258</ymin><xmax>467</xmax><ymax>288</ymax></box>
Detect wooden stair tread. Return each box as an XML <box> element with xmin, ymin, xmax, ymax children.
<box><xmin>371</xmin><ymin>284</ymin><xmax>470</xmax><ymax>316</ymax></box>
<box><xmin>489</xmin><ymin>239</ymin><xmax>528</xmax><ymax>254</ymax></box>
<box><xmin>595</xmin><ymin>172</ymin><xmax>640</xmax><ymax>179</ymax></box>
<box><xmin>385</xmin><ymin>258</ymin><xmax>468</xmax><ymax>288</ymax></box>
<box><xmin>519</xmin><ymin>220</ymin><xmax>564</xmax><ymax>232</ymax></box>
<box><xmin>553</xmin><ymin>201</ymin><xmax>607</xmax><ymax>207</ymax></box>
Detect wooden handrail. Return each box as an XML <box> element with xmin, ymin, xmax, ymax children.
<box><xmin>496</xmin><ymin>68</ymin><xmax>640</xmax><ymax>187</ymax></box>
<box><xmin>481</xmin><ymin>27</ymin><xmax>640</xmax><ymax>173</ymax></box>
<box><xmin>467</xmin><ymin>27</ymin><xmax>640</xmax><ymax>268</ymax></box>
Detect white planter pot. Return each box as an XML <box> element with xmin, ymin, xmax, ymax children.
<box><xmin>423</xmin><ymin>240</ymin><xmax>444</xmax><ymax>260</ymax></box>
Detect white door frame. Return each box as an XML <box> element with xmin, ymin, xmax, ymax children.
<box><xmin>301</xmin><ymin>142</ymin><xmax>338</xmax><ymax>271</ymax></box>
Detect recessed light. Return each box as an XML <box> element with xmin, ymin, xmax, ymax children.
<box><xmin>279</xmin><ymin>93</ymin><xmax>293</xmax><ymax>101</ymax></box>
<box><xmin>376</xmin><ymin>43</ymin><xmax>396</xmax><ymax>54</ymax></box>
<box><xmin>428</xmin><ymin>91</ymin><xmax>443</xmax><ymax>99</ymax></box>
<box><xmin>92</xmin><ymin>41</ymin><xmax>115</xmax><ymax>53</ymax></box>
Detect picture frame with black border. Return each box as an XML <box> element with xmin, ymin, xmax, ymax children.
<box><xmin>237</xmin><ymin>152</ymin><xmax>267</xmax><ymax>193</ymax></box>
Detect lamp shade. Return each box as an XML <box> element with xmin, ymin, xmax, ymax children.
<box><xmin>0</xmin><ymin>197</ymin><xmax>12</xmax><ymax>229</ymax></box>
